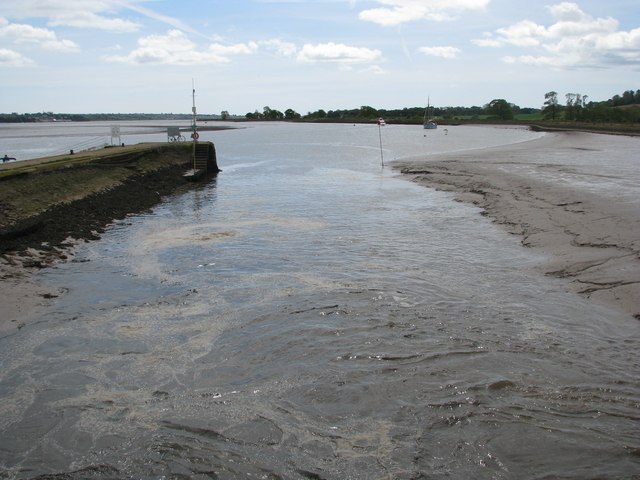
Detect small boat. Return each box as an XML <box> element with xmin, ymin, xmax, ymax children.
<box><xmin>377</xmin><ymin>117</ymin><xmax>386</xmax><ymax>126</ymax></box>
<box><xmin>423</xmin><ymin>98</ymin><xmax>437</xmax><ymax>130</ymax></box>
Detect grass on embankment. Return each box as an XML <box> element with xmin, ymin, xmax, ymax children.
<box><xmin>0</xmin><ymin>143</ymin><xmax>193</xmax><ymax>230</ymax></box>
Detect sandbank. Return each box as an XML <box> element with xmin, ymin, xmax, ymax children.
<box><xmin>395</xmin><ymin>130</ymin><xmax>640</xmax><ymax>319</ymax></box>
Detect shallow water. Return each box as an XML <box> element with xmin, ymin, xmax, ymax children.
<box><xmin>0</xmin><ymin>120</ymin><xmax>191</xmax><ymax>160</ymax></box>
<box><xmin>1</xmin><ymin>123</ymin><xmax>639</xmax><ymax>479</ymax></box>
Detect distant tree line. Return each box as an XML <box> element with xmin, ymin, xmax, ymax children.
<box><xmin>243</xmin><ymin>88</ymin><xmax>638</xmax><ymax>124</ymax></box>
<box><xmin>245</xmin><ymin>103</ymin><xmax>538</xmax><ymax>123</ymax></box>
<box><xmin>543</xmin><ymin>89</ymin><xmax>640</xmax><ymax>123</ymax></box>
<box><xmin>609</xmin><ymin>89</ymin><xmax>640</xmax><ymax>107</ymax></box>
<box><xmin>0</xmin><ymin>112</ymin><xmax>218</xmax><ymax>123</ymax></box>
<box><xmin>3</xmin><ymin>88</ymin><xmax>637</xmax><ymax>124</ymax></box>
<box><xmin>244</xmin><ymin>106</ymin><xmax>301</xmax><ymax>121</ymax></box>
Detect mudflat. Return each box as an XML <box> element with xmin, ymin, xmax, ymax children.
<box><xmin>395</xmin><ymin>130</ymin><xmax>640</xmax><ymax>319</ymax></box>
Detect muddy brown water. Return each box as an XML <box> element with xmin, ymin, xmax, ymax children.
<box><xmin>1</xmin><ymin>123</ymin><xmax>638</xmax><ymax>479</ymax></box>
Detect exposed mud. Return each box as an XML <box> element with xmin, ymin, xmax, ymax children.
<box><xmin>395</xmin><ymin>132</ymin><xmax>640</xmax><ymax>318</ymax></box>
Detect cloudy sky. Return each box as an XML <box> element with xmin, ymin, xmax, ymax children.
<box><xmin>0</xmin><ymin>0</ymin><xmax>638</xmax><ymax>115</ymax></box>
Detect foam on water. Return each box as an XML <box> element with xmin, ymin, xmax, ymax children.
<box><xmin>1</xmin><ymin>123</ymin><xmax>638</xmax><ymax>479</ymax></box>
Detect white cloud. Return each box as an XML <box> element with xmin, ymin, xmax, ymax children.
<box><xmin>546</xmin><ymin>2</ymin><xmax>617</xmax><ymax>37</ymax></box>
<box><xmin>472</xmin><ymin>34</ymin><xmax>502</xmax><ymax>48</ymax></box>
<box><xmin>259</xmin><ymin>39</ymin><xmax>298</xmax><ymax>57</ymax></box>
<box><xmin>495</xmin><ymin>20</ymin><xmax>546</xmax><ymax>47</ymax></box>
<box><xmin>0</xmin><ymin>47</ymin><xmax>33</xmax><ymax>66</ymax></box>
<box><xmin>104</xmin><ymin>30</ymin><xmax>258</xmax><ymax>65</ymax></box>
<box><xmin>123</xmin><ymin>3</ymin><xmax>200</xmax><ymax>36</ymax></box>
<box><xmin>210</xmin><ymin>42</ymin><xmax>258</xmax><ymax>57</ymax></box>
<box><xmin>104</xmin><ymin>30</ymin><xmax>196</xmax><ymax>65</ymax></box>
<box><xmin>0</xmin><ymin>0</ymin><xmax>141</xmax><ymax>32</ymax></box>
<box><xmin>297</xmin><ymin>42</ymin><xmax>382</xmax><ymax>63</ymax></box>
<box><xmin>419</xmin><ymin>45</ymin><xmax>461</xmax><ymax>58</ymax></box>
<box><xmin>473</xmin><ymin>2</ymin><xmax>640</xmax><ymax>68</ymax></box>
<box><xmin>48</xmin><ymin>11</ymin><xmax>140</xmax><ymax>33</ymax></box>
<box><xmin>358</xmin><ymin>0</ymin><xmax>490</xmax><ymax>27</ymax></box>
<box><xmin>0</xmin><ymin>17</ymin><xmax>78</xmax><ymax>52</ymax></box>
<box><xmin>547</xmin><ymin>2</ymin><xmax>586</xmax><ymax>23</ymax></box>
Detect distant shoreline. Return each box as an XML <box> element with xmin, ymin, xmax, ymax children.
<box><xmin>240</xmin><ymin>118</ymin><xmax>640</xmax><ymax>136</ymax></box>
<box><xmin>527</xmin><ymin>122</ymin><xmax>640</xmax><ymax>136</ymax></box>
<box><xmin>3</xmin><ymin>117</ymin><xmax>638</xmax><ymax>137</ymax></box>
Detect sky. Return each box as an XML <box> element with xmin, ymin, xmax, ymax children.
<box><xmin>0</xmin><ymin>0</ymin><xmax>638</xmax><ymax>115</ymax></box>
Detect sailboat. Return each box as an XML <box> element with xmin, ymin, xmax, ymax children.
<box><xmin>423</xmin><ymin>97</ymin><xmax>437</xmax><ymax>130</ymax></box>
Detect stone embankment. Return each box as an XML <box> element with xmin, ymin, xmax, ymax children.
<box><xmin>0</xmin><ymin>143</ymin><xmax>209</xmax><ymax>264</ymax></box>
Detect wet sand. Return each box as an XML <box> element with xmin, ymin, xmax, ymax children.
<box><xmin>395</xmin><ymin>130</ymin><xmax>640</xmax><ymax>319</ymax></box>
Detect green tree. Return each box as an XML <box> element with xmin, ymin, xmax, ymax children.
<box><xmin>564</xmin><ymin>93</ymin><xmax>587</xmax><ymax>120</ymax></box>
<box><xmin>359</xmin><ymin>105</ymin><xmax>378</xmax><ymax>118</ymax></box>
<box><xmin>622</xmin><ymin>90</ymin><xmax>635</xmax><ymax>105</ymax></box>
<box><xmin>575</xmin><ymin>94</ymin><xmax>588</xmax><ymax>120</ymax></box>
<box><xmin>486</xmin><ymin>99</ymin><xmax>514</xmax><ymax>120</ymax></box>
<box><xmin>221</xmin><ymin>110</ymin><xmax>230</xmax><ymax>120</ymax></box>
<box><xmin>305</xmin><ymin>109</ymin><xmax>327</xmax><ymax>119</ymax></box>
<box><xmin>245</xmin><ymin>109</ymin><xmax>262</xmax><ymax>120</ymax></box>
<box><xmin>543</xmin><ymin>91</ymin><xmax>559</xmax><ymax>120</ymax></box>
<box><xmin>284</xmin><ymin>108</ymin><xmax>301</xmax><ymax>120</ymax></box>
<box><xmin>263</xmin><ymin>106</ymin><xmax>284</xmax><ymax>120</ymax></box>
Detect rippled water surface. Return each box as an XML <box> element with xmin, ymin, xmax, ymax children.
<box><xmin>1</xmin><ymin>123</ymin><xmax>639</xmax><ymax>479</ymax></box>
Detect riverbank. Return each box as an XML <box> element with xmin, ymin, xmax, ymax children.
<box><xmin>395</xmin><ymin>131</ymin><xmax>640</xmax><ymax>319</ymax></box>
<box><xmin>0</xmin><ymin>143</ymin><xmax>209</xmax><ymax>332</ymax></box>
<box><xmin>0</xmin><ymin>143</ymin><xmax>199</xmax><ymax>252</ymax></box>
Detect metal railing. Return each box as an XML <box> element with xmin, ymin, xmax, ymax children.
<box><xmin>50</xmin><ymin>136</ymin><xmax>109</xmax><ymax>156</ymax></box>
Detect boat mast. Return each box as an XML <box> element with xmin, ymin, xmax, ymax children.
<box><xmin>192</xmin><ymin>80</ymin><xmax>197</xmax><ymax>131</ymax></box>
<box><xmin>424</xmin><ymin>96</ymin><xmax>430</xmax><ymax>122</ymax></box>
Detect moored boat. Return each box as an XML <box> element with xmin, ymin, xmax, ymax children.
<box><xmin>423</xmin><ymin>98</ymin><xmax>437</xmax><ymax>130</ymax></box>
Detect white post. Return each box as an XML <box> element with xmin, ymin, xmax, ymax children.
<box><xmin>110</xmin><ymin>125</ymin><xmax>121</xmax><ymax>146</ymax></box>
<box><xmin>378</xmin><ymin>122</ymin><xmax>384</xmax><ymax>167</ymax></box>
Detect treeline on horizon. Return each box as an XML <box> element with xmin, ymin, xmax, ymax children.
<box><xmin>0</xmin><ymin>112</ymin><xmax>197</xmax><ymax>123</ymax></box>
<box><xmin>1</xmin><ymin>89</ymin><xmax>638</xmax><ymax>124</ymax></box>
<box><xmin>246</xmin><ymin>89</ymin><xmax>640</xmax><ymax>124</ymax></box>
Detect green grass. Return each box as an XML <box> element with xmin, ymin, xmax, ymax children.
<box><xmin>514</xmin><ymin>112</ymin><xmax>545</xmax><ymax>121</ymax></box>
<box><xmin>0</xmin><ymin>144</ymin><xmax>192</xmax><ymax>228</ymax></box>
